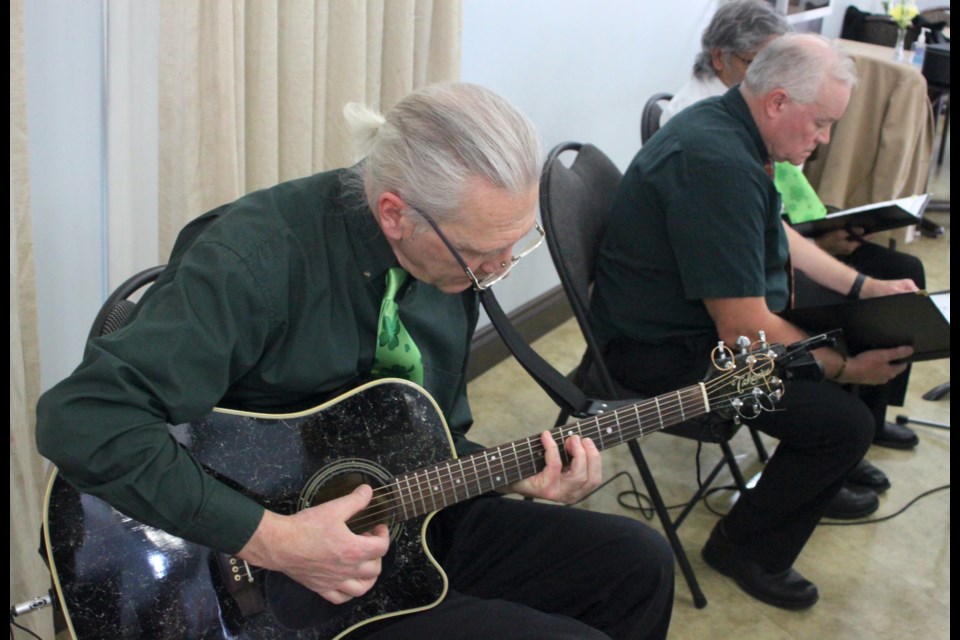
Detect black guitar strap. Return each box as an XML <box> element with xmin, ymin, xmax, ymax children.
<box><xmin>479</xmin><ymin>288</ymin><xmax>592</xmax><ymax>418</ymax></box>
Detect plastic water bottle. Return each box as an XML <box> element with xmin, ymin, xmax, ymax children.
<box><xmin>912</xmin><ymin>28</ymin><xmax>929</xmax><ymax>69</ymax></box>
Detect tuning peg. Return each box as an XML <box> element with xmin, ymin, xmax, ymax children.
<box><xmin>758</xmin><ymin>330</ymin><xmax>768</xmax><ymax>350</ymax></box>
<box><xmin>736</xmin><ymin>336</ymin><xmax>750</xmax><ymax>354</ymax></box>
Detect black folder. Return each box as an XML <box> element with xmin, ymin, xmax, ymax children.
<box><xmin>780</xmin><ymin>291</ymin><xmax>950</xmax><ymax>362</ymax></box>
<box><xmin>790</xmin><ymin>194</ymin><xmax>930</xmax><ymax>238</ymax></box>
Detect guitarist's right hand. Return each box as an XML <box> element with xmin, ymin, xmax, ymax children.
<box><xmin>236</xmin><ymin>484</ymin><xmax>391</xmax><ymax>605</ymax></box>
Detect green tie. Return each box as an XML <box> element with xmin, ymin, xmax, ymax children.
<box><xmin>372</xmin><ymin>267</ymin><xmax>424</xmax><ymax>385</ymax></box>
<box><xmin>774</xmin><ymin>161</ymin><xmax>827</xmax><ymax>224</ymax></box>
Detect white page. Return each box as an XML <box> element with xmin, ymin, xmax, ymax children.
<box><xmin>827</xmin><ymin>193</ymin><xmax>931</xmax><ymax>218</ymax></box>
<box><xmin>930</xmin><ymin>292</ymin><xmax>950</xmax><ymax>324</ymax></box>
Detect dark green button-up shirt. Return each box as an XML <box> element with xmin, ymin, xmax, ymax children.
<box><xmin>36</xmin><ymin>168</ymin><xmax>481</xmax><ymax>553</ymax></box>
<box><xmin>591</xmin><ymin>86</ymin><xmax>790</xmax><ymax>347</ymax></box>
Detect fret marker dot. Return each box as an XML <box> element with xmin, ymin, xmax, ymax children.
<box><xmin>606</xmin><ymin>427</ymin><xmax>613</xmax><ymax>434</ymax></box>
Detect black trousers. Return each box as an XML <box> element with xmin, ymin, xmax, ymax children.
<box><xmin>605</xmin><ymin>334</ymin><xmax>874</xmax><ymax>573</ymax></box>
<box><xmin>794</xmin><ymin>240</ymin><xmax>927</xmax><ymax>424</ymax></box>
<box><xmin>356</xmin><ymin>496</ymin><xmax>675</xmax><ymax>640</ymax></box>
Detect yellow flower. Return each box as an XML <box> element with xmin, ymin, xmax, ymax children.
<box><xmin>888</xmin><ymin>1</ymin><xmax>919</xmax><ymax>29</ymax></box>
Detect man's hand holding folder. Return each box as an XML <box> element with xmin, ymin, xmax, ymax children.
<box><xmin>788</xmin><ymin>194</ymin><xmax>931</xmax><ymax>239</ymax></box>
<box><xmin>780</xmin><ymin>288</ymin><xmax>951</xmax><ymax>367</ymax></box>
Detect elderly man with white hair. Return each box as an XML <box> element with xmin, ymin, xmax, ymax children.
<box><xmin>591</xmin><ymin>33</ymin><xmax>917</xmax><ymax>610</ymax></box>
<box><xmin>660</xmin><ymin>0</ymin><xmax>927</xmax><ymax>501</ymax></box>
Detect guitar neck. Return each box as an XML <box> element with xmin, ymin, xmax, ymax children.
<box><xmin>354</xmin><ymin>383</ymin><xmax>708</xmax><ymax>531</ymax></box>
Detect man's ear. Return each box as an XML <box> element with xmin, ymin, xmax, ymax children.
<box><xmin>766</xmin><ymin>88</ymin><xmax>789</xmax><ymax>119</ymax></box>
<box><xmin>710</xmin><ymin>47</ymin><xmax>726</xmax><ymax>74</ymax></box>
<box><xmin>376</xmin><ymin>192</ymin><xmax>409</xmax><ymax>241</ymax></box>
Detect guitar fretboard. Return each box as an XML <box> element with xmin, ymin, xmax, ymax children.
<box><xmin>350</xmin><ymin>384</ymin><xmax>709</xmax><ymax>531</ymax></box>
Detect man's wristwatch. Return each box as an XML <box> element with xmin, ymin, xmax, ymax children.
<box><xmin>847</xmin><ymin>272</ymin><xmax>866</xmax><ymax>300</ymax></box>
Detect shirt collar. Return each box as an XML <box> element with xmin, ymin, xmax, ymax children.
<box><xmin>335</xmin><ymin>171</ymin><xmax>399</xmax><ymax>284</ymax></box>
<box><xmin>721</xmin><ymin>85</ymin><xmax>771</xmax><ymax>167</ymax></box>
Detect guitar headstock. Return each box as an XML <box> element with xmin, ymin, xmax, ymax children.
<box><xmin>703</xmin><ymin>331</ymin><xmax>838</xmax><ymax>420</ymax></box>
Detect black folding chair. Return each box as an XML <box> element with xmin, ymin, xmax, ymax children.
<box><xmin>640</xmin><ymin>92</ymin><xmax>673</xmax><ymax>144</ymax></box>
<box><xmin>539</xmin><ymin>141</ymin><xmax>769</xmax><ymax>608</ymax></box>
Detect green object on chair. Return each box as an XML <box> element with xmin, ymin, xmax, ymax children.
<box><xmin>775</xmin><ymin>162</ymin><xmax>827</xmax><ymax>223</ymax></box>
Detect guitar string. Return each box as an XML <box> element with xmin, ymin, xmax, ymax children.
<box><xmin>346</xmin><ymin>363</ymin><xmax>777</xmax><ymax>530</ymax></box>
<box><xmin>237</xmin><ymin>389</ymin><xmax>724</xmax><ymax>579</ymax></box>
<box><xmin>348</xmin><ymin>372</ymin><xmax>775</xmax><ymax>531</ymax></box>
<box><xmin>363</xmin><ymin>394</ymin><xmax>709</xmax><ymax>524</ymax></box>
<box><xmin>236</xmin><ymin>366</ymin><xmax>776</xmax><ymax>578</ymax></box>
<box><xmin>371</xmin><ymin>392</ymin><xmax>705</xmax><ymax>513</ymax></box>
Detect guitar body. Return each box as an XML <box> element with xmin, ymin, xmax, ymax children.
<box><xmin>43</xmin><ymin>379</ymin><xmax>453</xmax><ymax>639</ymax></box>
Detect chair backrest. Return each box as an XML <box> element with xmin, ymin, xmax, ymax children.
<box><xmin>841</xmin><ymin>6</ymin><xmax>919</xmax><ymax>49</ymax></box>
<box><xmin>862</xmin><ymin>16</ymin><xmax>919</xmax><ymax>48</ymax></box>
<box><xmin>640</xmin><ymin>92</ymin><xmax>673</xmax><ymax>145</ymax></box>
<box><xmin>540</xmin><ymin>142</ymin><xmax>736</xmax><ymax>438</ymax></box>
<box><xmin>88</xmin><ymin>265</ymin><xmax>166</xmax><ymax>340</ymax></box>
<box><xmin>539</xmin><ymin>142</ymin><xmax>625</xmax><ymax>398</ymax></box>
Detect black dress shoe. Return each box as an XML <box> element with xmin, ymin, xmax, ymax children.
<box><xmin>702</xmin><ymin>521</ymin><xmax>819</xmax><ymax>610</ymax></box>
<box><xmin>823</xmin><ymin>485</ymin><xmax>879</xmax><ymax>519</ymax></box>
<box><xmin>873</xmin><ymin>420</ymin><xmax>919</xmax><ymax>450</ymax></box>
<box><xmin>846</xmin><ymin>458</ymin><xmax>891</xmax><ymax>493</ymax></box>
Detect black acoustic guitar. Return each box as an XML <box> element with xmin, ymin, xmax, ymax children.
<box><xmin>43</xmin><ymin>337</ymin><xmax>817</xmax><ymax>639</ymax></box>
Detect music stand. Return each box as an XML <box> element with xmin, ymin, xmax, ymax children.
<box><xmin>895</xmin><ymin>413</ymin><xmax>949</xmax><ymax>431</ymax></box>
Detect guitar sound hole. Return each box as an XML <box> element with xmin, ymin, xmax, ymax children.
<box><xmin>266</xmin><ymin>460</ymin><xmax>406</xmax><ymax>632</ymax></box>
<box><xmin>300</xmin><ymin>461</ymin><xmax>398</xmax><ymax>539</ymax></box>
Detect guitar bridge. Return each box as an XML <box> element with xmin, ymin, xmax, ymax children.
<box><xmin>215</xmin><ymin>553</ymin><xmax>265</xmax><ymax>619</ymax></box>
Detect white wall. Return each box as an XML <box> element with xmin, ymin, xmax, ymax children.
<box><xmin>25</xmin><ymin>0</ymin><xmax>106</xmax><ymax>391</ymax></box>
<box><xmin>461</xmin><ymin>0</ymin><xmax>724</xmax><ymax>319</ymax></box>
<box><xmin>25</xmin><ymin>0</ymin><xmax>161</xmax><ymax>393</ymax></box>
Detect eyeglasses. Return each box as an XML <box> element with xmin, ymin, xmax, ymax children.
<box><xmin>732</xmin><ymin>52</ymin><xmax>756</xmax><ymax>66</ymax></box>
<box><xmin>415</xmin><ymin>209</ymin><xmax>545</xmax><ymax>291</ymax></box>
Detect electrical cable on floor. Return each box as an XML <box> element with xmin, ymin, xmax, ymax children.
<box><xmin>819</xmin><ymin>484</ymin><xmax>951</xmax><ymax>526</ymax></box>
<box><xmin>573</xmin><ymin>470</ymin><xmax>656</xmax><ymax>519</ymax></box>
<box><xmin>577</xmin><ymin>437</ymin><xmax>952</xmax><ymax>527</ymax></box>
<box><xmin>9</xmin><ymin>616</ymin><xmax>44</xmax><ymax>640</ymax></box>
<box><xmin>585</xmin><ymin>471</ymin><xmax>951</xmax><ymax>526</ymax></box>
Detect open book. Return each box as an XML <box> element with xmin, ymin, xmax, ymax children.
<box><xmin>780</xmin><ymin>290</ymin><xmax>950</xmax><ymax>362</ymax></box>
<box><xmin>789</xmin><ymin>193</ymin><xmax>931</xmax><ymax>238</ymax></box>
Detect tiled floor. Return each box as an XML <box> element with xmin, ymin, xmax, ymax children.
<box><xmin>466</xmin><ymin>143</ymin><xmax>950</xmax><ymax>638</ymax></box>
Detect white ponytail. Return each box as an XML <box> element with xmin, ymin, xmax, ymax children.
<box><xmin>342</xmin><ymin>102</ymin><xmax>386</xmax><ymax>162</ymax></box>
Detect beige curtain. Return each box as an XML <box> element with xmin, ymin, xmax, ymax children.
<box><xmin>9</xmin><ymin>4</ymin><xmax>459</xmax><ymax>628</ymax></box>
<box><xmin>10</xmin><ymin>0</ymin><xmax>54</xmax><ymax>636</ymax></box>
<box><xmin>159</xmin><ymin>0</ymin><xmax>462</xmax><ymax>256</ymax></box>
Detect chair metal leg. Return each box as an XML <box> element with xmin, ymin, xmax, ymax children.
<box><xmin>626</xmin><ymin>439</ymin><xmax>708</xmax><ymax>609</ymax></box>
<box><xmin>719</xmin><ymin>439</ymin><xmax>750</xmax><ymax>492</ymax></box>
<box><xmin>748</xmin><ymin>426</ymin><xmax>769</xmax><ymax>463</ymax></box>
<box><xmin>895</xmin><ymin>414</ymin><xmax>950</xmax><ymax>430</ymax></box>
<box><xmin>938</xmin><ymin>99</ymin><xmax>949</xmax><ymax>166</ymax></box>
